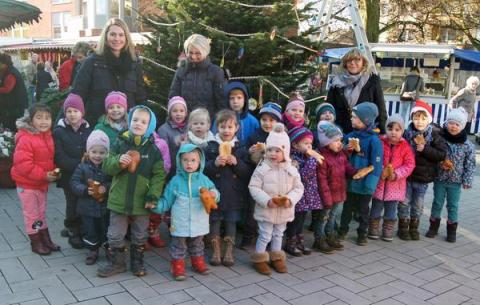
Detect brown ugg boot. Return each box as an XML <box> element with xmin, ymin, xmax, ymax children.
<box><xmin>251</xmin><ymin>252</ymin><xmax>271</xmax><ymax>275</ymax></box>
<box><xmin>222</xmin><ymin>236</ymin><xmax>235</xmax><ymax>267</ymax></box>
<box><xmin>270</xmin><ymin>250</ymin><xmax>288</xmax><ymax>273</ymax></box>
<box><xmin>29</xmin><ymin>232</ymin><xmax>51</xmax><ymax>256</ymax></box>
<box><xmin>209</xmin><ymin>236</ymin><xmax>221</xmax><ymax>266</ymax></box>
<box><xmin>39</xmin><ymin>228</ymin><xmax>61</xmax><ymax>251</ymax></box>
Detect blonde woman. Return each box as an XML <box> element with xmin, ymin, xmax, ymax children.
<box><xmin>72</xmin><ymin>18</ymin><xmax>146</xmax><ymax>123</ymax></box>
<box><xmin>327</xmin><ymin>48</ymin><xmax>387</xmax><ymax>134</ymax></box>
<box><xmin>449</xmin><ymin>76</ymin><xmax>479</xmax><ymax>134</ymax></box>
<box><xmin>169</xmin><ymin>34</ymin><xmax>226</xmax><ymax>118</ymax></box>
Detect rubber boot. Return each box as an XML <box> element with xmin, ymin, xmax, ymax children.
<box><xmin>296</xmin><ymin>234</ymin><xmax>312</xmax><ymax>255</ymax></box>
<box><xmin>426</xmin><ymin>218</ymin><xmax>441</xmax><ymax>238</ymax></box>
<box><xmin>446</xmin><ymin>222</ymin><xmax>458</xmax><ymax>243</ymax></box>
<box><xmin>191</xmin><ymin>256</ymin><xmax>209</xmax><ymax>275</ymax></box>
<box><xmin>251</xmin><ymin>252</ymin><xmax>271</xmax><ymax>275</ymax></box>
<box><xmin>171</xmin><ymin>259</ymin><xmax>186</xmax><ymax>281</ymax></box>
<box><xmin>29</xmin><ymin>232</ymin><xmax>51</xmax><ymax>256</ymax></box>
<box><xmin>398</xmin><ymin>218</ymin><xmax>410</xmax><ymax>240</ymax></box>
<box><xmin>147</xmin><ymin>214</ymin><xmax>165</xmax><ymax>248</ymax></box>
<box><xmin>409</xmin><ymin>218</ymin><xmax>420</xmax><ymax>241</ymax></box>
<box><xmin>381</xmin><ymin>220</ymin><xmax>396</xmax><ymax>242</ymax></box>
<box><xmin>85</xmin><ymin>248</ymin><xmax>99</xmax><ymax>265</ymax></box>
<box><xmin>130</xmin><ymin>244</ymin><xmax>146</xmax><ymax>276</ymax></box>
<box><xmin>209</xmin><ymin>236</ymin><xmax>221</xmax><ymax>266</ymax></box>
<box><xmin>312</xmin><ymin>237</ymin><xmax>334</xmax><ymax>254</ymax></box>
<box><xmin>367</xmin><ymin>218</ymin><xmax>381</xmax><ymax>240</ymax></box>
<box><xmin>39</xmin><ymin>228</ymin><xmax>61</xmax><ymax>251</ymax></box>
<box><xmin>326</xmin><ymin>233</ymin><xmax>344</xmax><ymax>250</ymax></box>
<box><xmin>97</xmin><ymin>247</ymin><xmax>127</xmax><ymax>277</ymax></box>
<box><xmin>284</xmin><ymin>236</ymin><xmax>302</xmax><ymax>257</ymax></box>
<box><xmin>222</xmin><ymin>236</ymin><xmax>235</xmax><ymax>267</ymax></box>
<box><xmin>270</xmin><ymin>250</ymin><xmax>288</xmax><ymax>273</ymax></box>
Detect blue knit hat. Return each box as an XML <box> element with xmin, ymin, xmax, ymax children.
<box><xmin>315</xmin><ymin>103</ymin><xmax>336</xmax><ymax>121</ymax></box>
<box><xmin>288</xmin><ymin>126</ymin><xmax>313</xmax><ymax>144</ymax></box>
<box><xmin>259</xmin><ymin>102</ymin><xmax>282</xmax><ymax>122</ymax></box>
<box><xmin>352</xmin><ymin>102</ymin><xmax>378</xmax><ymax>128</ymax></box>
<box><xmin>317</xmin><ymin>121</ymin><xmax>343</xmax><ymax>147</ymax></box>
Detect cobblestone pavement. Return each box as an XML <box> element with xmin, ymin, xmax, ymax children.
<box><xmin>1</xmin><ymin>151</ymin><xmax>480</xmax><ymax>304</ymax></box>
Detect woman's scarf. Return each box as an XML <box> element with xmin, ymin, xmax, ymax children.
<box><xmin>188</xmin><ymin>130</ymin><xmax>215</xmax><ymax>148</ymax></box>
<box><xmin>282</xmin><ymin>112</ymin><xmax>305</xmax><ymax>131</ymax></box>
<box><xmin>442</xmin><ymin>125</ymin><xmax>467</xmax><ymax>144</ymax></box>
<box><xmin>404</xmin><ymin>123</ymin><xmax>433</xmax><ymax>151</ymax></box>
<box><xmin>331</xmin><ymin>71</ymin><xmax>371</xmax><ymax>107</ymax></box>
<box><xmin>105</xmin><ymin>49</ymin><xmax>133</xmax><ymax>75</ymax></box>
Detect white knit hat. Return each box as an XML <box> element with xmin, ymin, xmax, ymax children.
<box><xmin>266</xmin><ymin>123</ymin><xmax>291</xmax><ymax>162</ymax></box>
<box><xmin>446</xmin><ymin>107</ymin><xmax>468</xmax><ymax>130</ymax></box>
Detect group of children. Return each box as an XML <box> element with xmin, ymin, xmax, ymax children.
<box><xmin>10</xmin><ymin>79</ymin><xmax>476</xmax><ymax>280</ymax></box>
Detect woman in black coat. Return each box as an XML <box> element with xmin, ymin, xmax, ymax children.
<box><xmin>72</xmin><ymin>18</ymin><xmax>146</xmax><ymax>124</ymax></box>
<box><xmin>169</xmin><ymin>34</ymin><xmax>226</xmax><ymax>118</ymax></box>
<box><xmin>327</xmin><ymin>48</ymin><xmax>387</xmax><ymax>134</ymax></box>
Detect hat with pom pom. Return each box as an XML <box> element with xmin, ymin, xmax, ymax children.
<box><xmin>266</xmin><ymin>123</ymin><xmax>291</xmax><ymax>161</ymax></box>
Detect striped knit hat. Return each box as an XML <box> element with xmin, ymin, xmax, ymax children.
<box><xmin>259</xmin><ymin>102</ymin><xmax>282</xmax><ymax>122</ymax></box>
<box><xmin>288</xmin><ymin>126</ymin><xmax>313</xmax><ymax>144</ymax></box>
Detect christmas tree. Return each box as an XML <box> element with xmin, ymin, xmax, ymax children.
<box><xmin>141</xmin><ymin>0</ymin><xmax>323</xmax><ymax>120</ymax></box>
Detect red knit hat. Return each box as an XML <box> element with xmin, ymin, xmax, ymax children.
<box><xmin>410</xmin><ymin>100</ymin><xmax>433</xmax><ymax>124</ymax></box>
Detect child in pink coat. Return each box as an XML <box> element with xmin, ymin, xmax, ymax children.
<box><xmin>369</xmin><ymin>114</ymin><xmax>415</xmax><ymax>241</ymax></box>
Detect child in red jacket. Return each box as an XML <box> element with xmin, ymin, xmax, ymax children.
<box><xmin>11</xmin><ymin>104</ymin><xmax>60</xmax><ymax>256</ymax></box>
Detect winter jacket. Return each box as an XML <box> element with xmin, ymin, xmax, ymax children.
<box><xmin>291</xmin><ymin>150</ymin><xmax>323</xmax><ymax>211</ymax></box>
<box><xmin>373</xmin><ymin>136</ymin><xmax>415</xmax><ymax>202</ymax></box>
<box><xmin>169</xmin><ymin>58</ymin><xmax>226</xmax><ymax>118</ymax></box>
<box><xmin>345</xmin><ymin>128</ymin><xmax>383</xmax><ymax>195</ymax></box>
<box><xmin>70</xmin><ymin>159</ymin><xmax>111</xmax><ymax>218</ymax></box>
<box><xmin>404</xmin><ymin>123</ymin><xmax>447</xmax><ymax>184</ymax></box>
<box><xmin>436</xmin><ymin>128</ymin><xmax>476</xmax><ymax>187</ymax></box>
<box><xmin>58</xmin><ymin>57</ymin><xmax>77</xmax><ymax>91</ymax></box>
<box><xmin>317</xmin><ymin>148</ymin><xmax>356</xmax><ymax>207</ymax></box>
<box><xmin>33</xmin><ymin>70</ymin><xmax>53</xmax><ymax>101</ymax></box>
<box><xmin>53</xmin><ymin>119</ymin><xmax>92</xmax><ymax>189</ymax></box>
<box><xmin>204</xmin><ymin>140</ymin><xmax>253</xmax><ymax>212</ymax></box>
<box><xmin>152</xmin><ymin>143</ymin><xmax>219</xmax><ymax>237</ymax></box>
<box><xmin>11</xmin><ymin>119</ymin><xmax>55</xmax><ymax>191</ymax></box>
<box><xmin>246</xmin><ymin>128</ymin><xmax>269</xmax><ymax>148</ymax></box>
<box><xmin>0</xmin><ymin>65</ymin><xmax>28</xmax><ymax>129</ymax></box>
<box><xmin>327</xmin><ymin>74</ymin><xmax>387</xmax><ymax>134</ymax></box>
<box><xmin>153</xmin><ymin>133</ymin><xmax>171</xmax><ymax>173</ymax></box>
<box><xmin>249</xmin><ymin>159</ymin><xmax>304</xmax><ymax>224</ymax></box>
<box><xmin>157</xmin><ymin>120</ymin><xmax>188</xmax><ymax>175</ymax></box>
<box><xmin>212</xmin><ymin>82</ymin><xmax>260</xmax><ymax>146</ymax></box>
<box><xmin>102</xmin><ymin>106</ymin><xmax>165</xmax><ymax>216</ymax></box>
<box><xmin>94</xmin><ymin>115</ymin><xmax>126</xmax><ymax>146</ymax></box>
<box><xmin>72</xmin><ymin>53</ymin><xmax>146</xmax><ymax>123</ymax></box>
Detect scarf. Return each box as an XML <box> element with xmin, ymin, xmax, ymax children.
<box><xmin>64</xmin><ymin>117</ymin><xmax>86</xmax><ymax>132</ymax></box>
<box><xmin>108</xmin><ymin>116</ymin><xmax>127</xmax><ymax>131</ymax></box>
<box><xmin>169</xmin><ymin>119</ymin><xmax>187</xmax><ymax>129</ymax></box>
<box><xmin>404</xmin><ymin>123</ymin><xmax>433</xmax><ymax>151</ymax></box>
<box><xmin>331</xmin><ymin>71</ymin><xmax>371</xmax><ymax>107</ymax></box>
<box><xmin>282</xmin><ymin>112</ymin><xmax>305</xmax><ymax>131</ymax></box>
<box><xmin>214</xmin><ymin>133</ymin><xmax>238</xmax><ymax>147</ymax></box>
<box><xmin>442</xmin><ymin>126</ymin><xmax>467</xmax><ymax>144</ymax></box>
<box><xmin>188</xmin><ymin>130</ymin><xmax>215</xmax><ymax>148</ymax></box>
<box><xmin>105</xmin><ymin>49</ymin><xmax>133</xmax><ymax>76</ymax></box>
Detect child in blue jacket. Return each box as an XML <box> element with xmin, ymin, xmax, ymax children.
<box><xmin>151</xmin><ymin>143</ymin><xmax>219</xmax><ymax>281</ymax></box>
<box><xmin>338</xmin><ymin>102</ymin><xmax>383</xmax><ymax>246</ymax></box>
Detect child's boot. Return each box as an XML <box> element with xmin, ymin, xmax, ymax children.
<box><xmin>397</xmin><ymin>218</ymin><xmax>410</xmax><ymax>240</ymax></box>
<box><xmin>367</xmin><ymin>218</ymin><xmax>381</xmax><ymax>240</ymax></box>
<box><xmin>209</xmin><ymin>236</ymin><xmax>221</xmax><ymax>266</ymax></box>
<box><xmin>326</xmin><ymin>233</ymin><xmax>344</xmax><ymax>250</ymax></box>
<box><xmin>147</xmin><ymin>214</ymin><xmax>166</xmax><ymax>248</ymax></box>
<box><xmin>312</xmin><ymin>237</ymin><xmax>334</xmax><ymax>254</ymax></box>
<box><xmin>97</xmin><ymin>247</ymin><xmax>127</xmax><ymax>277</ymax></box>
<box><xmin>381</xmin><ymin>220</ymin><xmax>396</xmax><ymax>242</ymax></box>
<box><xmin>171</xmin><ymin>259</ymin><xmax>186</xmax><ymax>281</ymax></box>
<box><xmin>446</xmin><ymin>222</ymin><xmax>458</xmax><ymax>243</ymax></box>
<box><xmin>29</xmin><ymin>233</ymin><xmax>51</xmax><ymax>256</ymax></box>
<box><xmin>39</xmin><ymin>228</ymin><xmax>61</xmax><ymax>251</ymax></box>
<box><xmin>191</xmin><ymin>256</ymin><xmax>209</xmax><ymax>275</ymax></box>
<box><xmin>284</xmin><ymin>236</ymin><xmax>302</xmax><ymax>257</ymax></box>
<box><xmin>296</xmin><ymin>234</ymin><xmax>311</xmax><ymax>255</ymax></box>
<box><xmin>409</xmin><ymin>218</ymin><xmax>420</xmax><ymax>240</ymax></box>
<box><xmin>130</xmin><ymin>244</ymin><xmax>146</xmax><ymax>277</ymax></box>
<box><xmin>270</xmin><ymin>250</ymin><xmax>288</xmax><ymax>273</ymax></box>
<box><xmin>426</xmin><ymin>218</ymin><xmax>441</xmax><ymax>238</ymax></box>
<box><xmin>222</xmin><ymin>236</ymin><xmax>235</xmax><ymax>267</ymax></box>
<box><xmin>251</xmin><ymin>252</ymin><xmax>271</xmax><ymax>275</ymax></box>
<box><xmin>85</xmin><ymin>248</ymin><xmax>99</xmax><ymax>265</ymax></box>
<box><xmin>356</xmin><ymin>233</ymin><xmax>368</xmax><ymax>246</ymax></box>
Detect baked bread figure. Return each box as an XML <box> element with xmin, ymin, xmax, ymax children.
<box><xmin>250</xmin><ymin>142</ymin><xmax>266</xmax><ymax>164</ymax></box>
<box><xmin>306</xmin><ymin>149</ymin><xmax>324</xmax><ymax>164</ymax></box>
<box><xmin>87</xmin><ymin>179</ymin><xmax>105</xmax><ymax>202</ymax></box>
<box><xmin>381</xmin><ymin>163</ymin><xmax>395</xmax><ymax>180</ymax></box>
<box><xmin>348</xmin><ymin>137</ymin><xmax>361</xmax><ymax>152</ymax></box>
<box><xmin>119</xmin><ymin>150</ymin><xmax>141</xmax><ymax>173</ymax></box>
<box><xmin>272</xmin><ymin>196</ymin><xmax>290</xmax><ymax>208</ymax></box>
<box><xmin>413</xmin><ymin>134</ymin><xmax>426</xmax><ymax>145</ymax></box>
<box><xmin>199</xmin><ymin>188</ymin><xmax>218</xmax><ymax>214</ymax></box>
<box><xmin>219</xmin><ymin>142</ymin><xmax>232</xmax><ymax>157</ymax></box>
<box><xmin>441</xmin><ymin>159</ymin><xmax>454</xmax><ymax>171</ymax></box>
<box><xmin>353</xmin><ymin>165</ymin><xmax>374</xmax><ymax>179</ymax></box>
<box><xmin>52</xmin><ymin>168</ymin><xmax>61</xmax><ymax>178</ymax></box>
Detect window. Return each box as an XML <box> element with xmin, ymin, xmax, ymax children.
<box><xmin>52</xmin><ymin>12</ymin><xmax>71</xmax><ymax>38</ymax></box>
<box><xmin>52</xmin><ymin>0</ymin><xmax>70</xmax><ymax>4</ymax></box>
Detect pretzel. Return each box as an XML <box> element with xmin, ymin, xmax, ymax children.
<box><xmin>199</xmin><ymin>188</ymin><xmax>218</xmax><ymax>214</ymax></box>
<box><xmin>353</xmin><ymin>165</ymin><xmax>374</xmax><ymax>179</ymax></box>
<box><xmin>219</xmin><ymin>142</ymin><xmax>232</xmax><ymax>157</ymax></box>
<box><xmin>120</xmin><ymin>150</ymin><xmax>141</xmax><ymax>173</ymax></box>
<box><xmin>306</xmin><ymin>149</ymin><xmax>324</xmax><ymax>164</ymax></box>
<box><xmin>348</xmin><ymin>137</ymin><xmax>361</xmax><ymax>152</ymax></box>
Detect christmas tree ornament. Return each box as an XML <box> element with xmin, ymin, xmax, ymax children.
<box><xmin>237</xmin><ymin>46</ymin><xmax>245</xmax><ymax>59</ymax></box>
<box><xmin>248</xmin><ymin>98</ymin><xmax>258</xmax><ymax>111</ymax></box>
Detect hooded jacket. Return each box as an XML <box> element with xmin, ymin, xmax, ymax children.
<box><xmin>157</xmin><ymin>119</ymin><xmax>188</xmax><ymax>176</ymax></box>
<box><xmin>102</xmin><ymin>106</ymin><xmax>165</xmax><ymax>215</ymax></box>
<box><xmin>152</xmin><ymin>144</ymin><xmax>219</xmax><ymax>237</ymax></box>
<box><xmin>11</xmin><ymin>116</ymin><xmax>56</xmax><ymax>191</ymax></box>
<box><xmin>212</xmin><ymin>81</ymin><xmax>260</xmax><ymax>146</ymax></box>
<box><xmin>94</xmin><ymin>114</ymin><xmax>126</xmax><ymax>145</ymax></box>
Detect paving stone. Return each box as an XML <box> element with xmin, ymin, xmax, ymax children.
<box><xmin>427</xmin><ymin>290</ymin><xmax>470</xmax><ymax>305</ymax></box>
<box><xmin>414</xmin><ymin>267</ymin><xmax>452</xmax><ymax>282</ymax></box>
<box><xmin>356</xmin><ymin>272</ymin><xmax>396</xmax><ymax>288</ymax></box>
<box><xmin>140</xmin><ymin>291</ymin><xmax>192</xmax><ymax>305</ymax></box>
<box><xmin>324</xmin><ymin>286</ymin><xmax>371</xmax><ymax>305</ymax></box>
<box><xmin>229</xmin><ymin>299</ymin><xmax>260</xmax><ymax>305</ymax></box>
<box><xmin>41</xmin><ymin>284</ymin><xmax>77</xmax><ymax>305</ymax></box>
<box><xmin>0</xmin><ymin>258</ymin><xmax>31</xmax><ymax>283</ymax></box>
<box><xmin>19</xmin><ymin>299</ymin><xmax>49</xmax><ymax>305</ymax></box>
<box><xmin>0</xmin><ymin>289</ymin><xmax>43</xmax><ymax>305</ymax></box>
<box><xmin>291</xmin><ymin>277</ymin><xmax>335</xmax><ymax>295</ymax></box>
<box><xmin>151</xmin><ymin>277</ymin><xmax>200</xmax><ymax>295</ymax></box>
<box><xmin>289</xmin><ymin>291</ymin><xmax>336</xmax><ymax>305</ymax></box>
<box><xmin>185</xmin><ymin>285</ymin><xmax>227</xmax><ymax>305</ymax></box>
<box><xmin>358</xmin><ymin>285</ymin><xmax>403</xmax><ymax>303</ymax></box>
<box><xmin>57</xmin><ymin>270</ymin><xmax>93</xmax><ymax>291</ymax></box>
<box><xmin>120</xmin><ymin>278</ymin><xmax>159</xmax><ymax>300</ymax></box>
<box><xmin>105</xmin><ymin>292</ymin><xmax>141</xmax><ymax>305</ymax></box>
<box><xmin>10</xmin><ymin>276</ymin><xmax>63</xmax><ymax>293</ymax></box>
<box><xmin>392</xmin><ymin>292</ymin><xmax>432</xmax><ymax>305</ymax></box>
<box><xmin>253</xmin><ymin>292</ymin><xmax>289</xmax><ymax>305</ymax></box>
<box><xmin>324</xmin><ymin>273</ymin><xmax>369</xmax><ymax>293</ymax></box>
<box><xmin>191</xmin><ymin>274</ymin><xmax>233</xmax><ymax>293</ymax></box>
<box><xmin>225</xmin><ymin>272</ymin><xmax>269</xmax><ymax>288</ymax></box>
<box><xmin>421</xmin><ymin>278</ymin><xmax>460</xmax><ymax>294</ymax></box>
<box><xmin>387</xmin><ymin>280</ymin><xmax>435</xmax><ymax>300</ymax></box>
<box><xmin>219</xmin><ymin>284</ymin><xmax>266</xmax><ymax>303</ymax></box>
<box><xmin>258</xmin><ymin>279</ymin><xmax>301</xmax><ymax>301</ymax></box>
<box><xmin>73</xmin><ymin>283</ymin><xmax>125</xmax><ymax>301</ymax></box>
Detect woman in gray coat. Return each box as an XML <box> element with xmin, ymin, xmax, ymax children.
<box><xmin>399</xmin><ymin>66</ymin><xmax>424</xmax><ymax>123</ymax></box>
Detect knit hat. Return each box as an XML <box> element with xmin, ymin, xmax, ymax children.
<box><xmin>315</xmin><ymin>102</ymin><xmax>336</xmax><ymax>121</ymax></box>
<box><xmin>446</xmin><ymin>107</ymin><xmax>468</xmax><ymax>130</ymax></box>
<box><xmin>410</xmin><ymin>100</ymin><xmax>433</xmax><ymax>124</ymax></box>
<box><xmin>259</xmin><ymin>102</ymin><xmax>282</xmax><ymax>122</ymax></box>
<box><xmin>167</xmin><ymin>96</ymin><xmax>187</xmax><ymax>114</ymax></box>
<box><xmin>266</xmin><ymin>123</ymin><xmax>291</xmax><ymax>162</ymax></box>
<box><xmin>86</xmin><ymin>130</ymin><xmax>110</xmax><ymax>152</ymax></box>
<box><xmin>288</xmin><ymin>126</ymin><xmax>313</xmax><ymax>144</ymax></box>
<box><xmin>386</xmin><ymin>114</ymin><xmax>405</xmax><ymax>131</ymax></box>
<box><xmin>63</xmin><ymin>93</ymin><xmax>85</xmax><ymax>115</ymax></box>
<box><xmin>105</xmin><ymin>91</ymin><xmax>128</xmax><ymax>111</ymax></box>
<box><xmin>352</xmin><ymin>102</ymin><xmax>379</xmax><ymax>128</ymax></box>
<box><xmin>285</xmin><ymin>98</ymin><xmax>305</xmax><ymax>113</ymax></box>
<box><xmin>317</xmin><ymin>121</ymin><xmax>343</xmax><ymax>147</ymax></box>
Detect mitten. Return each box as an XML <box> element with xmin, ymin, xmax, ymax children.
<box><xmin>199</xmin><ymin>188</ymin><xmax>218</xmax><ymax>214</ymax></box>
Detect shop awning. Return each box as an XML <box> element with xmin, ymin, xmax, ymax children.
<box><xmin>0</xmin><ymin>0</ymin><xmax>41</xmax><ymax>31</ymax></box>
<box><xmin>453</xmin><ymin>49</ymin><xmax>480</xmax><ymax>65</ymax></box>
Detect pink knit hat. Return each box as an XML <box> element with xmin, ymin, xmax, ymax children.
<box><xmin>63</xmin><ymin>93</ymin><xmax>85</xmax><ymax>115</ymax></box>
<box><xmin>285</xmin><ymin>98</ymin><xmax>305</xmax><ymax>113</ymax></box>
<box><xmin>167</xmin><ymin>96</ymin><xmax>187</xmax><ymax>113</ymax></box>
<box><xmin>105</xmin><ymin>91</ymin><xmax>128</xmax><ymax>111</ymax></box>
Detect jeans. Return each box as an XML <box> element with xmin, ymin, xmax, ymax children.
<box><xmin>339</xmin><ymin>192</ymin><xmax>372</xmax><ymax>236</ymax></box>
<box><xmin>285</xmin><ymin>211</ymin><xmax>307</xmax><ymax>238</ymax></box>
<box><xmin>17</xmin><ymin>188</ymin><xmax>48</xmax><ymax>234</ymax></box>
<box><xmin>370</xmin><ymin>199</ymin><xmax>398</xmax><ymax>221</ymax></box>
<box><xmin>315</xmin><ymin>203</ymin><xmax>341</xmax><ymax>238</ymax></box>
<box><xmin>170</xmin><ymin>236</ymin><xmax>204</xmax><ymax>260</ymax></box>
<box><xmin>256</xmin><ymin>221</ymin><xmax>287</xmax><ymax>253</ymax></box>
<box><xmin>107</xmin><ymin>211</ymin><xmax>149</xmax><ymax>248</ymax></box>
<box><xmin>398</xmin><ymin>181</ymin><xmax>428</xmax><ymax>219</ymax></box>
<box><xmin>82</xmin><ymin>215</ymin><xmax>108</xmax><ymax>250</ymax></box>
<box><xmin>399</xmin><ymin>101</ymin><xmax>413</xmax><ymax>124</ymax></box>
<box><xmin>431</xmin><ymin>181</ymin><xmax>461</xmax><ymax>223</ymax></box>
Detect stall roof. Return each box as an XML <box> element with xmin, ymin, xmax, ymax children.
<box><xmin>453</xmin><ymin>49</ymin><xmax>480</xmax><ymax>65</ymax></box>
